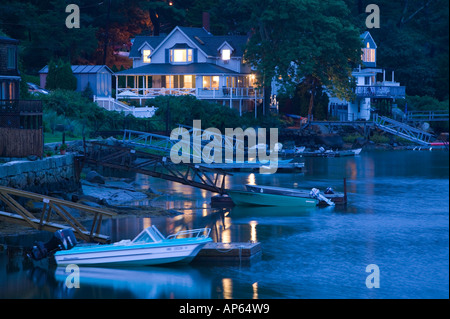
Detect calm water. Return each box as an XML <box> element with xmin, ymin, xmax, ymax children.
<box><xmin>0</xmin><ymin>150</ymin><xmax>448</xmax><ymax>299</ymax></box>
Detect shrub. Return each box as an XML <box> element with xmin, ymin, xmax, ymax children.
<box><xmin>45</xmin><ymin>59</ymin><xmax>77</xmax><ymax>91</ymax></box>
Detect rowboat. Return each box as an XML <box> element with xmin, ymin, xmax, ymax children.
<box><xmin>54</xmin><ymin>226</ymin><xmax>212</xmax><ymax>267</ymax></box>
<box><xmin>226</xmin><ymin>189</ymin><xmax>318</xmax><ymax>207</ymax></box>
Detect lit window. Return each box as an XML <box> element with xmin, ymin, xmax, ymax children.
<box><xmin>171</xmin><ymin>49</ymin><xmax>193</xmax><ymax>63</ymax></box>
<box><xmin>184</xmin><ymin>75</ymin><xmax>194</xmax><ymax>88</ymax></box>
<box><xmin>362</xmin><ymin>48</ymin><xmax>375</xmax><ymax>63</ymax></box>
<box><xmin>222</xmin><ymin>49</ymin><xmax>231</xmax><ymax>61</ymax></box>
<box><xmin>143</xmin><ymin>49</ymin><xmax>151</xmax><ymax>63</ymax></box>
<box><xmin>202</xmin><ymin>76</ymin><xmax>220</xmax><ymax>89</ymax></box>
<box><xmin>212</xmin><ymin>76</ymin><xmax>219</xmax><ymax>88</ymax></box>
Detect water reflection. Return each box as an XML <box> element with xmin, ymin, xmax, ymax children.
<box><xmin>53</xmin><ymin>266</ymin><xmax>211</xmax><ymax>299</ymax></box>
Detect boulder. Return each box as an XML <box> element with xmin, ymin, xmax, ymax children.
<box><xmin>85</xmin><ymin>170</ymin><xmax>105</xmax><ymax>184</ymax></box>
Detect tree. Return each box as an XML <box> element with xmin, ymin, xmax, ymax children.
<box><xmin>235</xmin><ymin>0</ymin><xmax>361</xmax><ymax>117</ymax></box>
<box><xmin>45</xmin><ymin>59</ymin><xmax>77</xmax><ymax>91</ymax></box>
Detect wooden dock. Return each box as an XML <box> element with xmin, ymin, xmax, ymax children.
<box><xmin>199</xmin><ymin>162</ymin><xmax>304</xmax><ymax>173</ymax></box>
<box><xmin>0</xmin><ymin>186</ymin><xmax>116</xmax><ymax>243</ymax></box>
<box><xmin>194</xmin><ymin>242</ymin><xmax>262</xmax><ymax>263</ymax></box>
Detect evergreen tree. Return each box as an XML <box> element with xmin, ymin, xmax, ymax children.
<box><xmin>45</xmin><ymin>59</ymin><xmax>77</xmax><ymax>91</ymax></box>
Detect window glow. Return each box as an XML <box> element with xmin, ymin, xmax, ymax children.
<box><xmin>143</xmin><ymin>49</ymin><xmax>151</xmax><ymax>63</ymax></box>
<box><xmin>222</xmin><ymin>49</ymin><xmax>231</xmax><ymax>60</ymax></box>
<box><xmin>184</xmin><ymin>75</ymin><xmax>193</xmax><ymax>88</ymax></box>
<box><xmin>172</xmin><ymin>49</ymin><xmax>193</xmax><ymax>63</ymax></box>
<box><xmin>173</xmin><ymin>49</ymin><xmax>186</xmax><ymax>62</ymax></box>
<box><xmin>362</xmin><ymin>48</ymin><xmax>375</xmax><ymax>63</ymax></box>
<box><xmin>212</xmin><ymin>76</ymin><xmax>219</xmax><ymax>88</ymax></box>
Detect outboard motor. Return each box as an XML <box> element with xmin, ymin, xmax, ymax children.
<box><xmin>310</xmin><ymin>188</ymin><xmax>335</xmax><ymax>206</ymax></box>
<box><xmin>324</xmin><ymin>187</ymin><xmax>334</xmax><ymax>194</ymax></box>
<box><xmin>28</xmin><ymin>229</ymin><xmax>77</xmax><ymax>261</ymax></box>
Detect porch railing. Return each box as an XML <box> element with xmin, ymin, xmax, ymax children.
<box><xmin>0</xmin><ymin>99</ymin><xmax>43</xmax><ymax>114</ymax></box>
<box><xmin>355</xmin><ymin>86</ymin><xmax>405</xmax><ymax>99</ymax></box>
<box><xmin>116</xmin><ymin>87</ymin><xmax>261</xmax><ymax>99</ymax></box>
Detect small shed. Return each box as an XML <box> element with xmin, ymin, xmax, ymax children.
<box><xmin>39</xmin><ymin>65</ymin><xmax>113</xmax><ymax>97</ymax></box>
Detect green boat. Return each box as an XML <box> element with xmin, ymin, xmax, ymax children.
<box><xmin>226</xmin><ymin>190</ymin><xmax>319</xmax><ymax>207</ymax></box>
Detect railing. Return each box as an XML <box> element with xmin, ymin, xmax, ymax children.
<box><xmin>406</xmin><ymin>110</ymin><xmax>449</xmax><ymax>122</ymax></box>
<box><xmin>0</xmin><ymin>99</ymin><xmax>43</xmax><ymax>114</ymax></box>
<box><xmin>116</xmin><ymin>87</ymin><xmax>261</xmax><ymax>99</ymax></box>
<box><xmin>94</xmin><ymin>96</ymin><xmax>157</xmax><ymax>118</ymax></box>
<box><xmin>0</xmin><ymin>186</ymin><xmax>116</xmax><ymax>243</ymax></box>
<box><xmin>373</xmin><ymin>113</ymin><xmax>434</xmax><ymax>146</ymax></box>
<box><xmin>355</xmin><ymin>86</ymin><xmax>406</xmax><ymax>98</ymax></box>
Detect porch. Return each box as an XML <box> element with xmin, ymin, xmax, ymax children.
<box><xmin>113</xmin><ymin>63</ymin><xmax>263</xmax><ymax>115</ymax></box>
<box><xmin>116</xmin><ymin>86</ymin><xmax>260</xmax><ymax>100</ymax></box>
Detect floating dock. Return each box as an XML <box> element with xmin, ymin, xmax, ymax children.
<box><xmin>199</xmin><ymin>162</ymin><xmax>304</xmax><ymax>173</ymax></box>
<box><xmin>194</xmin><ymin>242</ymin><xmax>262</xmax><ymax>263</ymax></box>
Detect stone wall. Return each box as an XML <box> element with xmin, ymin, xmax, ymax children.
<box><xmin>0</xmin><ymin>154</ymin><xmax>80</xmax><ymax>196</ymax></box>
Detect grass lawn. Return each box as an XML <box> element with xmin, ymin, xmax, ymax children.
<box><xmin>44</xmin><ymin>132</ymin><xmax>83</xmax><ymax>144</ymax></box>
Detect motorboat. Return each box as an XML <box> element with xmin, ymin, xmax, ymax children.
<box><xmin>226</xmin><ymin>189</ymin><xmax>319</xmax><ymax>207</ymax></box>
<box><xmin>245</xmin><ymin>184</ymin><xmax>342</xmax><ymax>206</ymax></box>
<box><xmin>53</xmin><ymin>226</ymin><xmax>212</xmax><ymax>267</ymax></box>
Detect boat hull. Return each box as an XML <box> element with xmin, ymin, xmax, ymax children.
<box><xmin>227</xmin><ymin>190</ymin><xmax>318</xmax><ymax>207</ymax></box>
<box><xmin>54</xmin><ymin>239</ymin><xmax>211</xmax><ymax>267</ymax></box>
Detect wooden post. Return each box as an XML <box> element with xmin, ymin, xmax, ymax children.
<box><xmin>343</xmin><ymin>177</ymin><xmax>347</xmax><ymax>204</ymax></box>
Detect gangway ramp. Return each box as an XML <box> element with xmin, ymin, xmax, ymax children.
<box><xmin>373</xmin><ymin>114</ymin><xmax>435</xmax><ymax>146</ymax></box>
<box><xmin>0</xmin><ymin>186</ymin><xmax>116</xmax><ymax>243</ymax></box>
<box><xmin>83</xmin><ymin>141</ymin><xmax>231</xmax><ymax>194</ymax></box>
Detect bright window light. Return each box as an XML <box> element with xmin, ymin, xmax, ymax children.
<box><xmin>222</xmin><ymin>49</ymin><xmax>231</xmax><ymax>61</ymax></box>
<box><xmin>143</xmin><ymin>50</ymin><xmax>151</xmax><ymax>63</ymax></box>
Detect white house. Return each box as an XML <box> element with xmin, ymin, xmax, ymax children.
<box><xmin>328</xmin><ymin>31</ymin><xmax>406</xmax><ymax>121</ymax></box>
<box><xmin>113</xmin><ymin>25</ymin><xmax>262</xmax><ymax>116</ymax></box>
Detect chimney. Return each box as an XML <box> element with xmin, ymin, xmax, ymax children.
<box><xmin>202</xmin><ymin>12</ymin><xmax>210</xmax><ymax>33</ymax></box>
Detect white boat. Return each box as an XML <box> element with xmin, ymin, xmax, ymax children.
<box><xmin>54</xmin><ymin>226</ymin><xmax>212</xmax><ymax>267</ymax></box>
<box><xmin>245</xmin><ymin>184</ymin><xmax>343</xmax><ymax>206</ymax></box>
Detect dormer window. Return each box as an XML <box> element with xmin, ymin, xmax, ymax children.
<box><xmin>222</xmin><ymin>49</ymin><xmax>231</xmax><ymax>61</ymax></box>
<box><xmin>170</xmin><ymin>48</ymin><xmax>193</xmax><ymax>63</ymax></box>
<box><xmin>143</xmin><ymin>49</ymin><xmax>151</xmax><ymax>63</ymax></box>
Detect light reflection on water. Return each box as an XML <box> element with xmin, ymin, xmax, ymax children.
<box><xmin>0</xmin><ymin>151</ymin><xmax>448</xmax><ymax>299</ymax></box>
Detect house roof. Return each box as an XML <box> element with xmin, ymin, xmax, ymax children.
<box><xmin>129</xmin><ymin>35</ymin><xmax>165</xmax><ymax>58</ymax></box>
<box><xmin>360</xmin><ymin>31</ymin><xmax>377</xmax><ymax>49</ymax></box>
<box><xmin>129</xmin><ymin>27</ymin><xmax>248</xmax><ymax>59</ymax></box>
<box><xmin>0</xmin><ymin>36</ymin><xmax>19</xmax><ymax>44</ymax></box>
<box><xmin>39</xmin><ymin>65</ymin><xmax>113</xmax><ymax>74</ymax></box>
<box><xmin>114</xmin><ymin>63</ymin><xmax>246</xmax><ymax>75</ymax></box>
